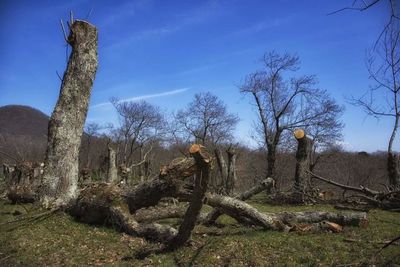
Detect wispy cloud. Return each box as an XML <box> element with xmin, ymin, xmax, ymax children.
<box><xmin>230</xmin><ymin>15</ymin><xmax>296</xmax><ymax>37</ymax></box>
<box><xmin>91</xmin><ymin>87</ymin><xmax>189</xmax><ymax>108</ymax></box>
<box><xmin>104</xmin><ymin>26</ymin><xmax>178</xmax><ymax>51</ymax></box>
<box><xmin>174</xmin><ymin>64</ymin><xmax>214</xmax><ymax>76</ymax></box>
<box><xmin>103</xmin><ymin>1</ymin><xmax>222</xmax><ymax>51</ymax></box>
<box><xmin>99</xmin><ymin>0</ymin><xmax>154</xmax><ymax>28</ymax></box>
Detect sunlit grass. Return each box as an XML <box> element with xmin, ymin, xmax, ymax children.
<box><xmin>1</xmin><ymin>198</ymin><xmax>399</xmax><ymax>266</ymax></box>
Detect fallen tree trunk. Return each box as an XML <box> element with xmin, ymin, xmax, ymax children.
<box><xmin>204</xmin><ymin>193</ymin><xmax>367</xmax><ymax>231</ymax></box>
<box><xmin>202</xmin><ymin>177</ymin><xmax>275</xmax><ymax>225</ymax></box>
<box><xmin>70</xmin><ymin>144</ymin><xmax>213</xmax><ymax>247</ymax></box>
<box><xmin>205</xmin><ymin>193</ymin><xmax>287</xmax><ymax>231</ymax></box>
<box><xmin>22</xmin><ymin>141</ymin><xmax>369</xmax><ymax>252</ymax></box>
<box><xmin>266</xmin><ymin>211</ymin><xmax>367</xmax><ymax>226</ymax></box>
<box><xmin>134</xmin><ymin>205</ymin><xmax>189</xmax><ymax>223</ymax></box>
<box><xmin>126</xmin><ymin>157</ymin><xmax>197</xmax><ymax>213</ymax></box>
<box><xmin>68</xmin><ymin>183</ymin><xmax>177</xmax><ymax>242</ymax></box>
<box><xmin>135</xmin><ymin>199</ymin><xmax>367</xmax><ymax>229</ymax></box>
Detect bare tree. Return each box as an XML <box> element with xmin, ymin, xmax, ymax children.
<box><xmin>174</xmin><ymin>92</ymin><xmax>239</xmax><ymax>146</ymax></box>
<box><xmin>111</xmin><ymin>99</ymin><xmax>165</xmax><ymax>182</ymax></box>
<box><xmin>240</xmin><ymin>51</ymin><xmax>344</xmax><ymax>182</ymax></box>
<box><xmin>330</xmin><ymin>0</ymin><xmax>399</xmax><ymax>47</ymax></box>
<box><xmin>174</xmin><ymin>92</ymin><xmax>239</xmax><ymax>193</ymax></box>
<box><xmin>350</xmin><ymin>21</ymin><xmax>400</xmax><ymax>187</ymax></box>
<box><xmin>83</xmin><ymin>122</ymin><xmax>102</xmax><ymax>169</ymax></box>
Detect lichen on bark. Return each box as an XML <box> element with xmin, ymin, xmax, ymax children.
<box><xmin>39</xmin><ymin>20</ymin><xmax>98</xmax><ymax>208</ymax></box>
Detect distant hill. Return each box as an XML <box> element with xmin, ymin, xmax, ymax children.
<box><xmin>0</xmin><ymin>105</ymin><xmax>97</xmax><ymax>164</ymax></box>
<box><xmin>0</xmin><ymin>105</ymin><xmax>49</xmax><ymax>138</ymax></box>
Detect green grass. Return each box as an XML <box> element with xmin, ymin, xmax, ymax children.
<box><xmin>0</xmin><ymin>198</ymin><xmax>399</xmax><ymax>266</ymax></box>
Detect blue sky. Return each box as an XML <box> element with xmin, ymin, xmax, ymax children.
<box><xmin>0</xmin><ymin>0</ymin><xmax>398</xmax><ymax>152</ymax></box>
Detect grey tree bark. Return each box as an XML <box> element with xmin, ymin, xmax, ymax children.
<box><xmin>214</xmin><ymin>148</ymin><xmax>228</xmax><ymax>193</ymax></box>
<box><xmin>67</xmin><ymin>150</ymin><xmax>368</xmax><ymax>252</ymax></box>
<box><xmin>226</xmin><ymin>147</ymin><xmax>237</xmax><ymax>195</ymax></box>
<box><xmin>126</xmin><ymin>156</ymin><xmax>197</xmax><ymax>213</ymax></box>
<box><xmin>205</xmin><ymin>193</ymin><xmax>287</xmax><ymax>230</ymax></box>
<box><xmin>202</xmin><ymin>177</ymin><xmax>275</xmax><ymax>225</ymax></box>
<box><xmin>204</xmin><ymin>193</ymin><xmax>367</xmax><ymax>231</ymax></box>
<box><xmin>107</xmin><ymin>145</ymin><xmax>118</xmax><ymax>183</ymax></box>
<box><xmin>388</xmin><ymin>114</ymin><xmax>400</xmax><ymax>187</ymax></box>
<box><xmin>39</xmin><ymin>20</ymin><xmax>98</xmax><ymax>208</ymax></box>
<box><xmin>166</xmin><ymin>144</ymin><xmax>212</xmax><ymax>250</ymax></box>
<box><xmin>293</xmin><ymin>129</ymin><xmax>312</xmax><ymax>202</ymax></box>
<box><xmin>69</xmin><ymin>183</ymin><xmax>177</xmax><ymax>242</ymax></box>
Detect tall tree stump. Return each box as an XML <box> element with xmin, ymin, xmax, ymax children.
<box><xmin>39</xmin><ymin>19</ymin><xmax>98</xmax><ymax>208</ymax></box>
<box><xmin>294</xmin><ymin>129</ymin><xmax>312</xmax><ymax>202</ymax></box>
<box><xmin>107</xmin><ymin>145</ymin><xmax>118</xmax><ymax>183</ymax></box>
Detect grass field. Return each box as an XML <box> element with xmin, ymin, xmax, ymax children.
<box><xmin>1</xmin><ymin>195</ymin><xmax>399</xmax><ymax>266</ymax></box>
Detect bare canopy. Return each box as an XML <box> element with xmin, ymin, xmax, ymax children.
<box><xmin>240</xmin><ymin>51</ymin><xmax>343</xmax><ymax>180</ymax></box>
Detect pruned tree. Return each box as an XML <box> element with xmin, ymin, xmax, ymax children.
<box><xmin>240</xmin><ymin>51</ymin><xmax>344</xmax><ymax>182</ymax></box>
<box><xmin>39</xmin><ymin>18</ymin><xmax>98</xmax><ymax>208</ymax></box>
<box><xmin>293</xmin><ymin>129</ymin><xmax>314</xmax><ymax>202</ymax></box>
<box><xmin>350</xmin><ymin>20</ymin><xmax>400</xmax><ymax>187</ymax></box>
<box><xmin>174</xmin><ymin>92</ymin><xmax>239</xmax><ymax>192</ymax></box>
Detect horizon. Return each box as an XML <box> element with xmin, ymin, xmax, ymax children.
<box><xmin>0</xmin><ymin>0</ymin><xmax>398</xmax><ymax>153</ymax></box>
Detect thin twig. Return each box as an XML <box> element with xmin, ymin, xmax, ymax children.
<box><xmin>308</xmin><ymin>170</ymin><xmax>380</xmax><ymax>196</ymax></box>
<box><xmin>0</xmin><ymin>209</ymin><xmax>58</xmax><ymax>226</ymax></box>
<box><xmin>381</xmin><ymin>235</ymin><xmax>400</xmax><ymax>249</ymax></box>
<box><xmin>344</xmin><ymin>238</ymin><xmax>400</xmax><ymax>246</ymax></box>
<box><xmin>60</xmin><ymin>19</ymin><xmax>68</xmax><ymax>43</ymax></box>
<box><xmin>70</xmin><ymin>10</ymin><xmax>74</xmax><ymax>25</ymax></box>
<box><xmin>128</xmin><ymin>144</ymin><xmax>153</xmax><ymax>169</ymax></box>
<box><xmin>56</xmin><ymin>71</ymin><xmax>63</xmax><ymax>81</ymax></box>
